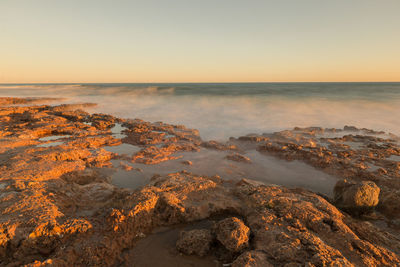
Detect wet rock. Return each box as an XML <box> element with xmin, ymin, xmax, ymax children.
<box><xmin>214</xmin><ymin>217</ymin><xmax>250</xmax><ymax>253</ymax></box>
<box><xmin>344</xmin><ymin>125</ymin><xmax>360</xmax><ymax>132</ymax></box>
<box><xmin>122</xmin><ymin>119</ymin><xmax>201</xmax><ymax>148</ymax></box>
<box><xmin>201</xmin><ymin>140</ymin><xmax>237</xmax><ymax>151</ymax></box>
<box><xmin>334</xmin><ymin>180</ymin><xmax>380</xmax><ymax>212</ymax></box>
<box><xmin>132</xmin><ymin>145</ymin><xmax>183</xmax><ymax>164</ymax></box>
<box><xmin>249</xmin><ymin>126</ymin><xmax>400</xmax><ymax>221</ymax></box>
<box><xmin>51</xmin><ymin>103</ymin><xmax>97</xmax><ymax>112</ymax></box>
<box><xmin>90</xmin><ymin>113</ymin><xmax>116</xmax><ymax>130</ymax></box>
<box><xmin>1</xmin><ymin>98</ymin><xmax>400</xmax><ymax>267</ymax></box>
<box><xmin>120</xmin><ymin>161</ymin><xmax>133</xmax><ymax>171</ymax></box>
<box><xmin>379</xmin><ymin>191</ymin><xmax>400</xmax><ymax>218</ymax></box>
<box><xmin>176</xmin><ymin>229</ymin><xmax>213</xmax><ymax>257</ymax></box>
<box><xmin>238</xmin><ymin>134</ymin><xmax>269</xmax><ymax>142</ymax></box>
<box><xmin>232</xmin><ymin>250</ymin><xmax>273</xmax><ymax>267</ymax></box>
<box><xmin>226</xmin><ymin>153</ymin><xmax>251</xmax><ymax>163</ymax></box>
<box><xmin>61</xmin><ymin>169</ymin><xmax>108</xmax><ymax>185</ymax></box>
<box><xmin>0</xmin><ymin>97</ymin><xmax>60</xmax><ymax>106</ymax></box>
<box><xmin>81</xmin><ymin>182</ymin><xmax>115</xmax><ymax>202</ymax></box>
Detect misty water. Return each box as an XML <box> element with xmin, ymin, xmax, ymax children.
<box><xmin>105</xmin><ymin>143</ymin><xmax>337</xmax><ymax>196</ymax></box>
<box><xmin>1</xmin><ymin>83</ymin><xmax>400</xmax><ymax>140</ymax></box>
<box><xmin>3</xmin><ymin>83</ymin><xmax>399</xmax><ymax>195</ymax></box>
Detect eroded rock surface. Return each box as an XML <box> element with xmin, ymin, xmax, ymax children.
<box><xmin>232</xmin><ymin>126</ymin><xmax>400</xmax><ymax>219</ymax></box>
<box><xmin>214</xmin><ymin>217</ymin><xmax>250</xmax><ymax>253</ymax></box>
<box><xmin>0</xmin><ymin>97</ymin><xmax>399</xmax><ymax>267</ymax></box>
<box><xmin>232</xmin><ymin>250</ymin><xmax>273</xmax><ymax>267</ymax></box>
<box><xmin>334</xmin><ymin>179</ymin><xmax>380</xmax><ymax>213</ymax></box>
<box><xmin>114</xmin><ymin>173</ymin><xmax>400</xmax><ymax>266</ymax></box>
<box><xmin>226</xmin><ymin>153</ymin><xmax>252</xmax><ymax>163</ymax></box>
<box><xmin>176</xmin><ymin>229</ymin><xmax>213</xmax><ymax>257</ymax></box>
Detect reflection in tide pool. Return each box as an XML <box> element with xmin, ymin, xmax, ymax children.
<box><xmin>108</xmin><ymin>147</ymin><xmax>337</xmax><ymax>196</ymax></box>
<box><xmin>39</xmin><ymin>135</ymin><xmax>71</xmax><ymax>142</ymax></box>
<box><xmin>110</xmin><ymin>123</ymin><xmax>127</xmax><ymax>139</ymax></box>
<box><xmin>103</xmin><ymin>143</ymin><xmax>141</xmax><ymax>155</ymax></box>
<box><xmin>109</xmin><ymin>160</ymin><xmax>150</xmax><ymax>189</ymax></box>
<box><xmin>37</xmin><ymin>141</ymin><xmax>65</xmax><ymax>148</ymax></box>
<box><xmin>37</xmin><ymin>135</ymin><xmax>71</xmax><ymax>148</ymax></box>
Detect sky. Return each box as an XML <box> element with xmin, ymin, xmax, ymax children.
<box><xmin>1</xmin><ymin>0</ymin><xmax>399</xmax><ymax>83</ymax></box>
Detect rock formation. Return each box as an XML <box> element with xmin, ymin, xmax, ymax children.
<box><xmin>0</xmin><ymin>97</ymin><xmax>399</xmax><ymax>266</ymax></box>
<box><xmin>334</xmin><ymin>179</ymin><xmax>380</xmax><ymax>213</ymax></box>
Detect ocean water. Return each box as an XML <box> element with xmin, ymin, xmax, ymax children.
<box><xmin>1</xmin><ymin>83</ymin><xmax>399</xmax><ymax>140</ymax></box>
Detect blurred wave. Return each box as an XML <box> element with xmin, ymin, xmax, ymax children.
<box><xmin>1</xmin><ymin>83</ymin><xmax>399</xmax><ymax>140</ymax></box>
<box><xmin>0</xmin><ymin>84</ymin><xmax>175</xmax><ymax>97</ymax></box>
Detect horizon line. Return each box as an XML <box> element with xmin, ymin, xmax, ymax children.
<box><xmin>1</xmin><ymin>81</ymin><xmax>400</xmax><ymax>84</ymax></box>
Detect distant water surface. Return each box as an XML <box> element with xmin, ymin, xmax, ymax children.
<box><xmin>1</xmin><ymin>83</ymin><xmax>399</xmax><ymax>140</ymax></box>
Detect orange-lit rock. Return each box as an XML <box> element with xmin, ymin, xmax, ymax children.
<box><xmin>0</xmin><ymin>98</ymin><xmax>399</xmax><ymax>266</ymax></box>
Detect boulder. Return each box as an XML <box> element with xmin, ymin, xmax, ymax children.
<box><xmin>214</xmin><ymin>217</ymin><xmax>250</xmax><ymax>253</ymax></box>
<box><xmin>225</xmin><ymin>153</ymin><xmax>251</xmax><ymax>163</ymax></box>
<box><xmin>232</xmin><ymin>250</ymin><xmax>273</xmax><ymax>267</ymax></box>
<box><xmin>334</xmin><ymin>179</ymin><xmax>380</xmax><ymax>212</ymax></box>
<box><xmin>176</xmin><ymin>229</ymin><xmax>213</xmax><ymax>257</ymax></box>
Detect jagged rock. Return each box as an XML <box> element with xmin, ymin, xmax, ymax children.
<box><xmin>1</xmin><ymin>97</ymin><xmax>400</xmax><ymax>267</ymax></box>
<box><xmin>226</xmin><ymin>153</ymin><xmax>251</xmax><ymax>163</ymax></box>
<box><xmin>232</xmin><ymin>251</ymin><xmax>273</xmax><ymax>267</ymax></box>
<box><xmin>379</xmin><ymin>190</ymin><xmax>400</xmax><ymax>218</ymax></box>
<box><xmin>214</xmin><ymin>217</ymin><xmax>250</xmax><ymax>253</ymax></box>
<box><xmin>236</xmin><ymin>126</ymin><xmax>400</xmax><ymax>219</ymax></box>
<box><xmin>176</xmin><ymin>229</ymin><xmax>213</xmax><ymax>256</ymax></box>
<box><xmin>238</xmin><ymin>134</ymin><xmax>269</xmax><ymax>142</ymax></box>
<box><xmin>201</xmin><ymin>140</ymin><xmax>237</xmax><ymax>151</ymax></box>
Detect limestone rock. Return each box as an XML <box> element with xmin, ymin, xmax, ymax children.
<box><xmin>181</xmin><ymin>160</ymin><xmax>193</xmax><ymax>165</ymax></box>
<box><xmin>379</xmin><ymin>190</ymin><xmax>400</xmax><ymax>218</ymax></box>
<box><xmin>232</xmin><ymin>251</ymin><xmax>273</xmax><ymax>267</ymax></box>
<box><xmin>1</xmin><ymin>98</ymin><xmax>400</xmax><ymax>267</ymax></box>
<box><xmin>176</xmin><ymin>229</ymin><xmax>213</xmax><ymax>257</ymax></box>
<box><xmin>334</xmin><ymin>179</ymin><xmax>380</xmax><ymax>212</ymax></box>
<box><xmin>226</xmin><ymin>153</ymin><xmax>251</xmax><ymax>163</ymax></box>
<box><xmin>214</xmin><ymin>217</ymin><xmax>250</xmax><ymax>253</ymax></box>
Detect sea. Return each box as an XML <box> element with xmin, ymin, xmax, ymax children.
<box><xmin>1</xmin><ymin>82</ymin><xmax>399</xmax><ymax>141</ymax></box>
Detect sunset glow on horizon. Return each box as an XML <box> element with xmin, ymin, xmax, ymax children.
<box><xmin>1</xmin><ymin>0</ymin><xmax>399</xmax><ymax>83</ymax></box>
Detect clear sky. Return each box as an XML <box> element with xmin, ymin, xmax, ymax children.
<box><xmin>1</xmin><ymin>0</ymin><xmax>399</xmax><ymax>83</ymax></box>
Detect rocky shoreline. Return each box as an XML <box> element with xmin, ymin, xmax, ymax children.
<box><xmin>0</xmin><ymin>97</ymin><xmax>399</xmax><ymax>266</ymax></box>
